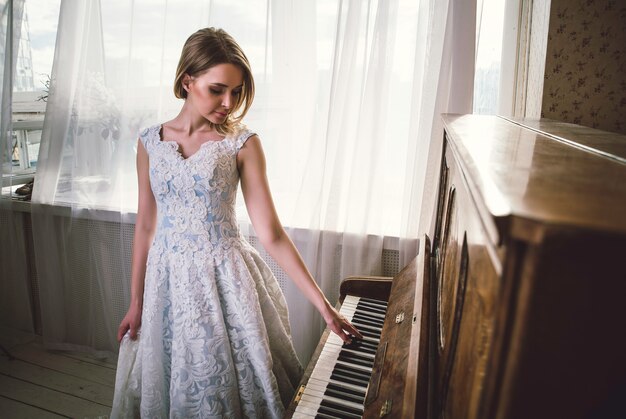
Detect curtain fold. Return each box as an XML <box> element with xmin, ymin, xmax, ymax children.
<box><xmin>0</xmin><ymin>0</ymin><xmax>34</xmax><ymax>334</ymax></box>
<box><xmin>30</xmin><ymin>0</ymin><xmax>475</xmax><ymax>365</ymax></box>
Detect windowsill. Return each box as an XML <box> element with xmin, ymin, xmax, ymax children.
<box><xmin>0</xmin><ymin>195</ymin><xmax>138</xmax><ymax>223</ymax></box>
<box><xmin>0</xmin><ymin>197</ymin><xmax>404</xmax><ymax>250</ymax></box>
<box><xmin>1</xmin><ymin>170</ymin><xmax>35</xmax><ymax>188</ymax></box>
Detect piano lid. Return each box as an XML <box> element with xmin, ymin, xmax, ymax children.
<box><xmin>441</xmin><ymin>114</ymin><xmax>626</xmax><ymax>239</ymax></box>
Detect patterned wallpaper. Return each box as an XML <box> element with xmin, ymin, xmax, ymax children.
<box><xmin>542</xmin><ymin>0</ymin><xmax>626</xmax><ymax>135</ymax></box>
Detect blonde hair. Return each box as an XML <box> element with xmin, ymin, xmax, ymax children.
<box><xmin>174</xmin><ymin>28</ymin><xmax>255</xmax><ymax>135</ymax></box>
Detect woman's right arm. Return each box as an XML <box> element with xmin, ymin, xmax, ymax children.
<box><xmin>116</xmin><ymin>138</ymin><xmax>157</xmax><ymax>342</ymax></box>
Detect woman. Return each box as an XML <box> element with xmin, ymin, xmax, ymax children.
<box><xmin>111</xmin><ymin>27</ymin><xmax>361</xmax><ymax>418</ymax></box>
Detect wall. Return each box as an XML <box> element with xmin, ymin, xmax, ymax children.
<box><xmin>542</xmin><ymin>0</ymin><xmax>626</xmax><ymax>134</ymax></box>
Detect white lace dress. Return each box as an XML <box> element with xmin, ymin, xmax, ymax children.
<box><xmin>111</xmin><ymin>124</ymin><xmax>303</xmax><ymax>419</ymax></box>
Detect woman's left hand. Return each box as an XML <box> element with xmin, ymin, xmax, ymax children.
<box><xmin>322</xmin><ymin>304</ymin><xmax>364</xmax><ymax>344</ymax></box>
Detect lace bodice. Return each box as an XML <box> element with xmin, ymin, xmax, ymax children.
<box><xmin>140</xmin><ymin>124</ymin><xmax>254</xmax><ymax>257</ymax></box>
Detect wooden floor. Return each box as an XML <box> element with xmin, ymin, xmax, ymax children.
<box><xmin>0</xmin><ymin>326</ymin><xmax>116</xmax><ymax>418</ymax></box>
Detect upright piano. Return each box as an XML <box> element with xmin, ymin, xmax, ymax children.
<box><xmin>286</xmin><ymin>115</ymin><xmax>626</xmax><ymax>418</ymax></box>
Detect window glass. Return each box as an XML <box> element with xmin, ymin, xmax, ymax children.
<box><xmin>11</xmin><ymin>0</ymin><xmax>60</xmax><ymax>173</ymax></box>
<box><xmin>473</xmin><ymin>0</ymin><xmax>506</xmax><ymax>115</ymax></box>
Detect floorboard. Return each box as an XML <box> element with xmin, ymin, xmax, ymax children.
<box><xmin>0</xmin><ymin>327</ymin><xmax>115</xmax><ymax>418</ymax></box>
<box><xmin>0</xmin><ymin>396</ymin><xmax>67</xmax><ymax>418</ymax></box>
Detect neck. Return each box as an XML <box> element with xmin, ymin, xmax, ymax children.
<box><xmin>173</xmin><ymin>101</ymin><xmax>217</xmax><ymax>136</ymax></box>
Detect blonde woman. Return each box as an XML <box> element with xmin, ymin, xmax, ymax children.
<box><xmin>111</xmin><ymin>27</ymin><xmax>361</xmax><ymax>418</ymax></box>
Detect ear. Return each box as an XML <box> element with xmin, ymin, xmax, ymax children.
<box><xmin>182</xmin><ymin>74</ymin><xmax>193</xmax><ymax>92</ymax></box>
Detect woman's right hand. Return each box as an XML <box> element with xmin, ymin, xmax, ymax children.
<box><xmin>117</xmin><ymin>303</ymin><xmax>142</xmax><ymax>342</ymax></box>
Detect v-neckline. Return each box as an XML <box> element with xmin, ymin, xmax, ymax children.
<box><xmin>157</xmin><ymin>124</ymin><xmax>228</xmax><ymax>161</ymax></box>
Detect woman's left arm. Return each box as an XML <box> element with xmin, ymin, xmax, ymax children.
<box><xmin>238</xmin><ymin>135</ymin><xmax>362</xmax><ymax>343</ymax></box>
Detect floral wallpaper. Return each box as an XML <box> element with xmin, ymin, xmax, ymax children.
<box><xmin>542</xmin><ymin>0</ymin><xmax>626</xmax><ymax>135</ymax></box>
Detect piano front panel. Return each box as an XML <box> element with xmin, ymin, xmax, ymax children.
<box><xmin>431</xmin><ymin>141</ymin><xmax>502</xmax><ymax>419</ymax></box>
<box><xmin>364</xmin><ymin>254</ymin><xmax>421</xmax><ymax>417</ymax></box>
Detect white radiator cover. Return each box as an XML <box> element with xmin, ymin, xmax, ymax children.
<box><xmin>2</xmin><ymin>207</ymin><xmax>401</xmax><ymax>355</ymax></box>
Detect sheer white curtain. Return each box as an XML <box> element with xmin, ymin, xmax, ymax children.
<box><xmin>31</xmin><ymin>0</ymin><xmax>475</xmax><ymax>363</ymax></box>
<box><xmin>0</xmin><ymin>0</ymin><xmax>34</xmax><ymax>334</ymax></box>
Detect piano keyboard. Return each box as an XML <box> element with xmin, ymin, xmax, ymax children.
<box><xmin>293</xmin><ymin>295</ymin><xmax>389</xmax><ymax>418</ymax></box>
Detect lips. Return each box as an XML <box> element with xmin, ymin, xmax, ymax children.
<box><xmin>215</xmin><ymin>111</ymin><xmax>228</xmax><ymax>118</ymax></box>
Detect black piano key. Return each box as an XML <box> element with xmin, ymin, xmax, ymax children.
<box><xmin>353</xmin><ymin>318</ymin><xmax>384</xmax><ymax>329</ymax></box>
<box><xmin>331</xmin><ymin>368</ymin><xmax>370</xmax><ymax>385</ymax></box>
<box><xmin>338</xmin><ymin>354</ymin><xmax>373</xmax><ymax>369</ymax></box>
<box><xmin>349</xmin><ymin>319</ymin><xmax>380</xmax><ymax>330</ymax></box>
<box><xmin>320</xmin><ymin>399</ymin><xmax>364</xmax><ymax>416</ymax></box>
<box><xmin>327</xmin><ymin>382</ymin><xmax>366</xmax><ymax>398</ymax></box>
<box><xmin>334</xmin><ymin>363</ymin><xmax>372</xmax><ymax>381</ymax></box>
<box><xmin>338</xmin><ymin>352</ymin><xmax>374</xmax><ymax>366</ymax></box>
<box><xmin>317</xmin><ymin>405</ymin><xmax>362</xmax><ymax>419</ymax></box>
<box><xmin>356</xmin><ymin>301</ymin><xmax>387</xmax><ymax>314</ymax></box>
<box><xmin>330</xmin><ymin>371</ymin><xmax>369</xmax><ymax>389</ymax></box>
<box><xmin>355</xmin><ymin>303</ymin><xmax>387</xmax><ymax>318</ymax></box>
<box><xmin>324</xmin><ymin>388</ymin><xmax>365</xmax><ymax>405</ymax></box>
<box><xmin>349</xmin><ymin>321</ymin><xmax>382</xmax><ymax>335</ymax></box>
<box><xmin>345</xmin><ymin>337</ymin><xmax>378</xmax><ymax>348</ymax></box>
<box><xmin>348</xmin><ymin>327</ymin><xmax>379</xmax><ymax>339</ymax></box>
<box><xmin>339</xmin><ymin>350</ymin><xmax>375</xmax><ymax>364</ymax></box>
<box><xmin>351</xmin><ymin>314</ymin><xmax>383</xmax><ymax>327</ymax></box>
<box><xmin>352</xmin><ymin>313</ymin><xmax>384</xmax><ymax>327</ymax></box>
<box><xmin>343</xmin><ymin>340</ymin><xmax>377</xmax><ymax>355</ymax></box>
<box><xmin>356</xmin><ymin>300</ymin><xmax>387</xmax><ymax>311</ymax></box>
<box><xmin>316</xmin><ymin>413</ymin><xmax>344</xmax><ymax>419</ymax></box>
<box><xmin>352</xmin><ymin>307</ymin><xmax>386</xmax><ymax>320</ymax></box>
<box><xmin>360</xmin><ymin>297</ymin><xmax>388</xmax><ymax>307</ymax></box>
<box><xmin>331</xmin><ymin>365</ymin><xmax>371</xmax><ymax>382</ymax></box>
<box><xmin>350</xmin><ymin>327</ymin><xmax>381</xmax><ymax>340</ymax></box>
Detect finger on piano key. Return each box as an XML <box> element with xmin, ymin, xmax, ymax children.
<box><xmin>323</xmin><ymin>337</ymin><xmax>376</xmax><ymax>360</ymax></box>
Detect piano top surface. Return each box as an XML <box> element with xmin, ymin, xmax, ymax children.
<box><xmin>441</xmin><ymin>114</ymin><xmax>626</xmax><ymax>238</ymax></box>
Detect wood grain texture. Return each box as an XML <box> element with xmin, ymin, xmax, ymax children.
<box><xmin>441</xmin><ymin>114</ymin><xmax>626</xmax><ymax>236</ymax></box>
<box><xmin>0</xmin><ymin>327</ymin><xmax>115</xmax><ymax>418</ymax></box>
<box><xmin>429</xmin><ymin>115</ymin><xmax>626</xmax><ymax>419</ymax></box>
<box><xmin>339</xmin><ymin>276</ymin><xmax>393</xmax><ymax>303</ymax></box>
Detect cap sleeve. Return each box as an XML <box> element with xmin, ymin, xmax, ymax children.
<box><xmin>138</xmin><ymin>125</ymin><xmax>159</xmax><ymax>152</ymax></box>
<box><xmin>235</xmin><ymin>128</ymin><xmax>257</xmax><ymax>150</ymax></box>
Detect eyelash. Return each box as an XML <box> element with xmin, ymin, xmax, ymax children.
<box><xmin>209</xmin><ymin>88</ymin><xmax>242</xmax><ymax>96</ymax></box>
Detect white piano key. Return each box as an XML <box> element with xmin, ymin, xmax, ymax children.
<box><xmin>293</xmin><ymin>395</ymin><xmax>323</xmax><ymax>417</ymax></box>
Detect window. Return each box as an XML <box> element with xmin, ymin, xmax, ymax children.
<box><xmin>8</xmin><ymin>0</ymin><xmax>60</xmax><ymax>179</ymax></box>
<box><xmin>473</xmin><ymin>0</ymin><xmax>506</xmax><ymax>115</ymax></box>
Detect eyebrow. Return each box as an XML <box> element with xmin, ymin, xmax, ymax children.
<box><xmin>210</xmin><ymin>83</ymin><xmax>244</xmax><ymax>89</ymax></box>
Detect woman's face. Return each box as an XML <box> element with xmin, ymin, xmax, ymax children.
<box><xmin>184</xmin><ymin>63</ymin><xmax>244</xmax><ymax>124</ymax></box>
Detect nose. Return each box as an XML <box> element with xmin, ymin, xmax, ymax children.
<box><xmin>222</xmin><ymin>93</ymin><xmax>232</xmax><ymax>109</ymax></box>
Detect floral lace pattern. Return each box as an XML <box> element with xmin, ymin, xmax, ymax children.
<box><xmin>111</xmin><ymin>125</ymin><xmax>302</xmax><ymax>418</ymax></box>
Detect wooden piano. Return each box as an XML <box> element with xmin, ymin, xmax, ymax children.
<box><xmin>285</xmin><ymin>114</ymin><xmax>626</xmax><ymax>418</ymax></box>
